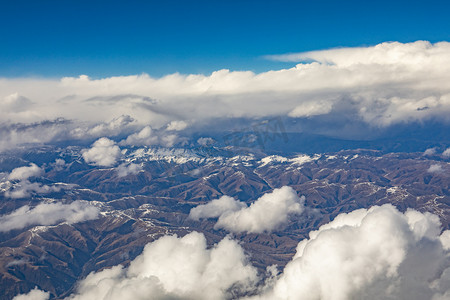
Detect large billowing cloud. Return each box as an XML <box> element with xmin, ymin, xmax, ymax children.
<box><xmin>0</xmin><ymin>201</ymin><xmax>99</xmax><ymax>232</ymax></box>
<box><xmin>253</xmin><ymin>204</ymin><xmax>450</xmax><ymax>300</ymax></box>
<box><xmin>1</xmin><ymin>41</ymin><xmax>450</xmax><ymax>150</ymax></box>
<box><xmin>190</xmin><ymin>186</ymin><xmax>305</xmax><ymax>233</ymax></box>
<box><xmin>15</xmin><ymin>204</ymin><xmax>450</xmax><ymax>300</ymax></box>
<box><xmin>66</xmin><ymin>231</ymin><xmax>258</xmax><ymax>300</ymax></box>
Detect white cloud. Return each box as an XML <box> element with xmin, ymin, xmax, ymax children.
<box><xmin>16</xmin><ymin>205</ymin><xmax>450</xmax><ymax>300</ymax></box>
<box><xmin>189</xmin><ymin>195</ymin><xmax>247</xmax><ymax>221</ymax></box>
<box><xmin>116</xmin><ymin>163</ymin><xmax>142</xmax><ymax>177</ymax></box>
<box><xmin>8</xmin><ymin>163</ymin><xmax>43</xmax><ymax>181</ymax></box>
<box><xmin>197</xmin><ymin>137</ymin><xmax>215</xmax><ymax>146</ymax></box>
<box><xmin>119</xmin><ymin>126</ymin><xmax>158</xmax><ymax>146</ymax></box>
<box><xmin>1</xmin><ymin>93</ymin><xmax>34</xmax><ymax>113</ymax></box>
<box><xmin>119</xmin><ymin>126</ymin><xmax>181</xmax><ymax>147</ymax></box>
<box><xmin>12</xmin><ymin>287</ymin><xmax>50</xmax><ymax>300</ymax></box>
<box><xmin>288</xmin><ymin>100</ymin><xmax>333</xmax><ymax>117</ymax></box>
<box><xmin>166</xmin><ymin>120</ymin><xmax>188</xmax><ymax>131</ymax></box>
<box><xmin>1</xmin><ymin>41</ymin><xmax>450</xmax><ymax>150</ymax></box>
<box><xmin>82</xmin><ymin>137</ymin><xmax>121</xmax><ymax>167</ymax></box>
<box><xmin>443</xmin><ymin>147</ymin><xmax>450</xmax><ymax>157</ymax></box>
<box><xmin>2</xmin><ymin>163</ymin><xmax>64</xmax><ymax>198</ymax></box>
<box><xmin>253</xmin><ymin>204</ymin><xmax>450</xmax><ymax>300</ymax></box>
<box><xmin>189</xmin><ymin>186</ymin><xmax>305</xmax><ymax>233</ymax></box>
<box><xmin>66</xmin><ymin>231</ymin><xmax>258</xmax><ymax>300</ymax></box>
<box><xmin>428</xmin><ymin>164</ymin><xmax>443</xmax><ymax>173</ymax></box>
<box><xmin>71</xmin><ymin>115</ymin><xmax>135</xmax><ymax>139</ymax></box>
<box><xmin>4</xmin><ymin>181</ymin><xmax>61</xmax><ymax>199</ymax></box>
<box><xmin>0</xmin><ymin>201</ymin><xmax>99</xmax><ymax>232</ymax></box>
<box><xmin>424</xmin><ymin>147</ymin><xmax>437</xmax><ymax>156</ymax></box>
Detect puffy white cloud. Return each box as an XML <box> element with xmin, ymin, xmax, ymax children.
<box><xmin>197</xmin><ymin>137</ymin><xmax>215</xmax><ymax>146</ymax></box>
<box><xmin>428</xmin><ymin>164</ymin><xmax>443</xmax><ymax>173</ymax></box>
<box><xmin>189</xmin><ymin>195</ymin><xmax>247</xmax><ymax>221</ymax></box>
<box><xmin>2</xmin><ymin>41</ymin><xmax>450</xmax><ymax>151</ymax></box>
<box><xmin>2</xmin><ymin>163</ymin><xmax>64</xmax><ymax>198</ymax></box>
<box><xmin>119</xmin><ymin>126</ymin><xmax>158</xmax><ymax>146</ymax></box>
<box><xmin>116</xmin><ymin>163</ymin><xmax>142</xmax><ymax>177</ymax></box>
<box><xmin>66</xmin><ymin>231</ymin><xmax>258</xmax><ymax>300</ymax></box>
<box><xmin>4</xmin><ymin>181</ymin><xmax>61</xmax><ymax>199</ymax></box>
<box><xmin>0</xmin><ymin>201</ymin><xmax>99</xmax><ymax>232</ymax></box>
<box><xmin>443</xmin><ymin>147</ymin><xmax>450</xmax><ymax>157</ymax></box>
<box><xmin>424</xmin><ymin>147</ymin><xmax>437</xmax><ymax>156</ymax></box>
<box><xmin>12</xmin><ymin>287</ymin><xmax>50</xmax><ymax>300</ymax></box>
<box><xmin>71</xmin><ymin>115</ymin><xmax>135</xmax><ymax>139</ymax></box>
<box><xmin>190</xmin><ymin>186</ymin><xmax>305</xmax><ymax>233</ymax></box>
<box><xmin>82</xmin><ymin>137</ymin><xmax>121</xmax><ymax>167</ymax></box>
<box><xmin>8</xmin><ymin>163</ymin><xmax>43</xmax><ymax>181</ymax></box>
<box><xmin>253</xmin><ymin>204</ymin><xmax>450</xmax><ymax>300</ymax></box>
<box><xmin>119</xmin><ymin>126</ymin><xmax>182</xmax><ymax>147</ymax></box>
<box><xmin>166</xmin><ymin>120</ymin><xmax>188</xmax><ymax>131</ymax></box>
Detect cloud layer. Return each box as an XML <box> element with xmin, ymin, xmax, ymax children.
<box><xmin>1</xmin><ymin>41</ymin><xmax>450</xmax><ymax>150</ymax></box>
<box><xmin>189</xmin><ymin>186</ymin><xmax>305</xmax><ymax>233</ymax></box>
<box><xmin>0</xmin><ymin>201</ymin><xmax>100</xmax><ymax>232</ymax></box>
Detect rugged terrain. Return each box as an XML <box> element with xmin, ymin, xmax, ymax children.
<box><xmin>0</xmin><ymin>145</ymin><xmax>449</xmax><ymax>299</ymax></box>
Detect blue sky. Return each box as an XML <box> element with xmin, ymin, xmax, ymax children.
<box><xmin>1</xmin><ymin>0</ymin><xmax>450</xmax><ymax>78</ymax></box>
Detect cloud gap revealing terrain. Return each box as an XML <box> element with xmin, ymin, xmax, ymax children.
<box><xmin>1</xmin><ymin>41</ymin><xmax>449</xmax><ymax>300</ymax></box>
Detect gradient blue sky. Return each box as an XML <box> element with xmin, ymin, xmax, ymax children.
<box><xmin>1</xmin><ymin>0</ymin><xmax>449</xmax><ymax>78</ymax></box>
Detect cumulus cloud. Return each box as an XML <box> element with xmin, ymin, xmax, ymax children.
<box><xmin>190</xmin><ymin>186</ymin><xmax>305</xmax><ymax>233</ymax></box>
<box><xmin>2</xmin><ymin>163</ymin><xmax>63</xmax><ymax>198</ymax></box>
<box><xmin>0</xmin><ymin>201</ymin><xmax>99</xmax><ymax>232</ymax></box>
<box><xmin>71</xmin><ymin>115</ymin><xmax>135</xmax><ymax>139</ymax></box>
<box><xmin>12</xmin><ymin>287</ymin><xmax>50</xmax><ymax>300</ymax></box>
<box><xmin>166</xmin><ymin>120</ymin><xmax>188</xmax><ymax>131</ymax></box>
<box><xmin>253</xmin><ymin>204</ymin><xmax>450</xmax><ymax>300</ymax></box>
<box><xmin>119</xmin><ymin>126</ymin><xmax>182</xmax><ymax>147</ymax></box>
<box><xmin>443</xmin><ymin>147</ymin><xmax>450</xmax><ymax>157</ymax></box>
<box><xmin>66</xmin><ymin>231</ymin><xmax>258</xmax><ymax>300</ymax></box>
<box><xmin>428</xmin><ymin>164</ymin><xmax>443</xmax><ymax>173</ymax></box>
<box><xmin>21</xmin><ymin>205</ymin><xmax>450</xmax><ymax>300</ymax></box>
<box><xmin>2</xmin><ymin>41</ymin><xmax>450</xmax><ymax>150</ymax></box>
<box><xmin>4</xmin><ymin>181</ymin><xmax>61</xmax><ymax>199</ymax></box>
<box><xmin>424</xmin><ymin>147</ymin><xmax>437</xmax><ymax>156</ymax></box>
<box><xmin>189</xmin><ymin>195</ymin><xmax>247</xmax><ymax>221</ymax></box>
<box><xmin>8</xmin><ymin>163</ymin><xmax>43</xmax><ymax>181</ymax></box>
<box><xmin>116</xmin><ymin>163</ymin><xmax>142</xmax><ymax>177</ymax></box>
<box><xmin>82</xmin><ymin>137</ymin><xmax>121</xmax><ymax>167</ymax></box>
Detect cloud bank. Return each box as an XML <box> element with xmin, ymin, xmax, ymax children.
<box><xmin>1</xmin><ymin>41</ymin><xmax>450</xmax><ymax>150</ymax></box>
<box><xmin>190</xmin><ymin>186</ymin><xmax>305</xmax><ymax>233</ymax></box>
<box><xmin>0</xmin><ymin>201</ymin><xmax>100</xmax><ymax>232</ymax></box>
